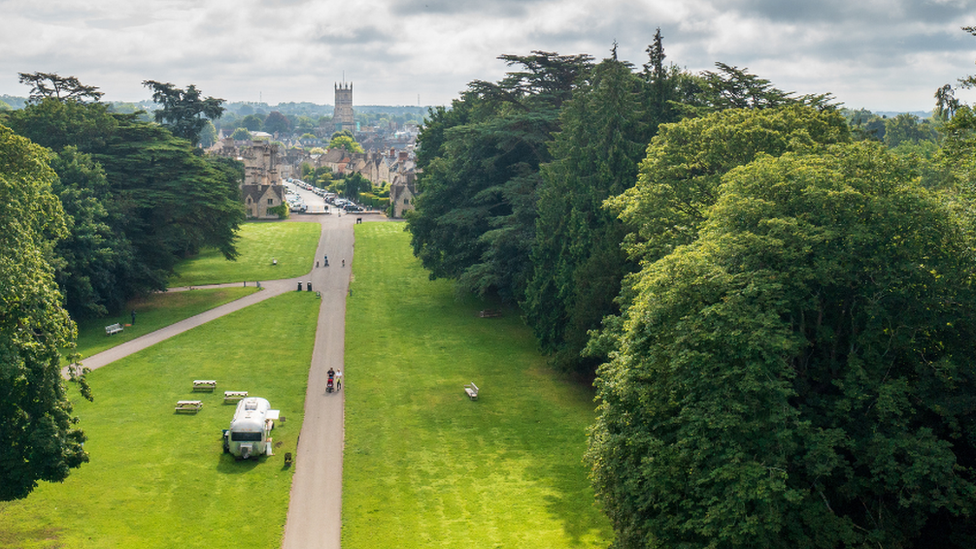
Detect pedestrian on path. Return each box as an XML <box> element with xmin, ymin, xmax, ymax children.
<box><xmin>335</xmin><ymin>369</ymin><xmax>342</xmax><ymax>390</ymax></box>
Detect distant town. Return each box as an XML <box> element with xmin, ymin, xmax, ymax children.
<box><xmin>1</xmin><ymin>83</ymin><xmax>428</xmax><ymax>221</ymax></box>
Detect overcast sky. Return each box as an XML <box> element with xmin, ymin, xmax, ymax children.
<box><xmin>2</xmin><ymin>0</ymin><xmax>975</xmax><ymax>112</ymax></box>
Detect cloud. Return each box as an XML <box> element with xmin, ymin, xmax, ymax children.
<box><xmin>1</xmin><ymin>0</ymin><xmax>975</xmax><ymax>109</ymax></box>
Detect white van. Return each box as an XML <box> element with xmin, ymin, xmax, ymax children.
<box><xmin>223</xmin><ymin>397</ymin><xmax>280</xmax><ymax>460</ymax></box>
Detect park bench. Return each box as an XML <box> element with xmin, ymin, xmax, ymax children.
<box><xmin>192</xmin><ymin>380</ymin><xmax>217</xmax><ymax>392</ymax></box>
<box><xmin>478</xmin><ymin>309</ymin><xmax>501</xmax><ymax>318</ymax></box>
<box><xmin>105</xmin><ymin>323</ymin><xmax>124</xmax><ymax>335</ymax></box>
<box><xmin>223</xmin><ymin>390</ymin><xmax>248</xmax><ymax>403</ymax></box>
<box><xmin>175</xmin><ymin>400</ymin><xmax>203</xmax><ymax>413</ymax></box>
<box><xmin>464</xmin><ymin>382</ymin><xmax>480</xmax><ymax>401</ymax></box>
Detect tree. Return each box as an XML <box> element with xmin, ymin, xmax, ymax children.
<box><xmin>264</xmin><ymin>111</ymin><xmax>291</xmax><ymax>136</ymax></box>
<box><xmin>523</xmin><ymin>53</ymin><xmax>649</xmax><ymax>374</ymax></box>
<box><xmin>588</xmin><ymin>142</ymin><xmax>976</xmax><ymax>548</ymax></box>
<box><xmin>0</xmin><ymin>124</ymin><xmax>89</xmax><ymax>500</ymax></box>
<box><xmin>199</xmin><ymin>120</ymin><xmax>218</xmax><ymax>148</ymax></box>
<box><xmin>18</xmin><ymin>72</ymin><xmax>104</xmax><ymax>104</ymax></box>
<box><xmin>142</xmin><ymin>80</ymin><xmax>225</xmax><ymax>146</ymax></box>
<box><xmin>342</xmin><ymin>172</ymin><xmax>369</xmax><ymax>200</ymax></box>
<box><xmin>609</xmin><ymin>106</ymin><xmax>851</xmax><ymax>265</ymax></box>
<box><xmin>241</xmin><ymin>114</ymin><xmax>264</xmax><ymax>132</ymax></box>
<box><xmin>408</xmin><ymin>51</ymin><xmax>593</xmax><ymax>302</ymax></box>
<box><xmin>883</xmin><ymin>112</ymin><xmax>937</xmax><ymax>148</ymax></box>
<box><xmin>677</xmin><ymin>63</ymin><xmax>835</xmax><ymax>118</ymax></box>
<box><xmin>49</xmin><ymin>146</ymin><xmax>135</xmax><ymax>318</ymax></box>
<box><xmin>328</xmin><ymin>134</ymin><xmax>364</xmax><ymax>154</ymax></box>
<box><xmin>231</xmin><ymin>127</ymin><xmax>252</xmax><ymax>141</ymax></box>
<box><xmin>5</xmin><ymin>98</ymin><xmax>244</xmax><ymax>302</ymax></box>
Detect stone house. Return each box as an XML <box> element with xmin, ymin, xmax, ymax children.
<box><xmin>389</xmin><ymin>173</ymin><xmax>417</xmax><ymax>218</ymax></box>
<box><xmin>240</xmin><ymin>141</ymin><xmax>284</xmax><ymax>218</ymax></box>
<box><xmin>242</xmin><ymin>184</ymin><xmax>285</xmax><ymax>219</ymax></box>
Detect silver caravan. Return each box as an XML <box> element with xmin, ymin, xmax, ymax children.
<box><xmin>223</xmin><ymin>397</ymin><xmax>280</xmax><ymax>459</ymax></box>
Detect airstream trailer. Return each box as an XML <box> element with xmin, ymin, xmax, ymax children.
<box><xmin>223</xmin><ymin>397</ymin><xmax>280</xmax><ymax>459</ymax></box>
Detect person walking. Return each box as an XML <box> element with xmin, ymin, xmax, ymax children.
<box><xmin>335</xmin><ymin>369</ymin><xmax>343</xmax><ymax>390</ymax></box>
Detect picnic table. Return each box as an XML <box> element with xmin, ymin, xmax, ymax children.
<box><xmin>192</xmin><ymin>380</ymin><xmax>217</xmax><ymax>392</ymax></box>
<box><xmin>175</xmin><ymin>400</ymin><xmax>203</xmax><ymax>413</ymax></box>
<box><xmin>223</xmin><ymin>390</ymin><xmax>248</xmax><ymax>403</ymax></box>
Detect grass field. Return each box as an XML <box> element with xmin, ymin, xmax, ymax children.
<box><xmin>70</xmin><ymin>287</ymin><xmax>259</xmax><ymax>362</ymax></box>
<box><xmin>342</xmin><ymin>222</ymin><xmax>612</xmax><ymax>548</ymax></box>
<box><xmin>0</xmin><ymin>292</ymin><xmax>320</xmax><ymax>549</ymax></box>
<box><xmin>169</xmin><ymin>221</ymin><xmax>321</xmax><ymax>286</ymax></box>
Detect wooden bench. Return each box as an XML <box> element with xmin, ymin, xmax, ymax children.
<box><xmin>223</xmin><ymin>390</ymin><xmax>248</xmax><ymax>403</ymax></box>
<box><xmin>192</xmin><ymin>380</ymin><xmax>217</xmax><ymax>392</ymax></box>
<box><xmin>105</xmin><ymin>323</ymin><xmax>124</xmax><ymax>335</ymax></box>
<box><xmin>478</xmin><ymin>309</ymin><xmax>501</xmax><ymax>318</ymax></box>
<box><xmin>464</xmin><ymin>382</ymin><xmax>479</xmax><ymax>400</ymax></box>
<box><xmin>175</xmin><ymin>400</ymin><xmax>203</xmax><ymax>413</ymax></box>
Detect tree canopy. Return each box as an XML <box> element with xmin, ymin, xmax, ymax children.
<box><xmin>589</xmin><ymin>141</ymin><xmax>976</xmax><ymax>548</ymax></box>
<box><xmin>0</xmin><ymin>124</ymin><xmax>88</xmax><ymax>500</ymax></box>
<box><xmin>4</xmin><ymin>95</ymin><xmax>244</xmax><ymax>317</ymax></box>
<box><xmin>18</xmin><ymin>72</ymin><xmax>104</xmax><ymax>104</ymax></box>
<box><xmin>408</xmin><ymin>51</ymin><xmax>593</xmax><ymax>301</ymax></box>
<box><xmin>142</xmin><ymin>80</ymin><xmax>225</xmax><ymax>147</ymax></box>
<box><xmin>328</xmin><ymin>133</ymin><xmax>364</xmax><ymax>153</ymax></box>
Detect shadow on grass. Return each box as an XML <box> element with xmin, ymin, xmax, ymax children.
<box><xmin>528</xmin><ymin>461</ymin><xmax>608</xmax><ymax>545</ymax></box>
<box><xmin>216</xmin><ymin>453</ymin><xmax>264</xmax><ymax>474</ymax></box>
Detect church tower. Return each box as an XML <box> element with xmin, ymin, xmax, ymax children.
<box><xmin>334</xmin><ymin>82</ymin><xmax>354</xmax><ymax>132</ymax></box>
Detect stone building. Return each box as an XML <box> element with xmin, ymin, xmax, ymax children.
<box><xmin>240</xmin><ymin>141</ymin><xmax>284</xmax><ymax>218</ymax></box>
<box><xmin>242</xmin><ymin>184</ymin><xmax>285</xmax><ymax>219</ymax></box>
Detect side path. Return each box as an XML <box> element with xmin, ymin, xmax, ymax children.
<box><xmin>65</xmin><ymin>278</ymin><xmax>301</xmax><ymax>373</ymax></box>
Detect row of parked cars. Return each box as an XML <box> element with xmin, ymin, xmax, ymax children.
<box><xmin>284</xmin><ymin>178</ymin><xmax>364</xmax><ymax>213</ymax></box>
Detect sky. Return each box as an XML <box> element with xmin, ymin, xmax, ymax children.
<box><xmin>2</xmin><ymin>0</ymin><xmax>976</xmax><ymax>112</ymax></box>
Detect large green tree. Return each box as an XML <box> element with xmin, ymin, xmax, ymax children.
<box><xmin>588</xmin><ymin>142</ymin><xmax>976</xmax><ymax>548</ymax></box>
<box><xmin>18</xmin><ymin>72</ymin><xmax>104</xmax><ymax>104</ymax></box>
<box><xmin>523</xmin><ymin>53</ymin><xmax>651</xmax><ymax>374</ymax></box>
<box><xmin>609</xmin><ymin>106</ymin><xmax>851</xmax><ymax>265</ymax></box>
<box><xmin>264</xmin><ymin>111</ymin><xmax>291</xmax><ymax>136</ymax></box>
<box><xmin>0</xmin><ymin>124</ymin><xmax>89</xmax><ymax>500</ymax></box>
<box><xmin>142</xmin><ymin>80</ymin><xmax>225</xmax><ymax>147</ymax></box>
<box><xmin>5</xmin><ymin>96</ymin><xmax>244</xmax><ymax>310</ymax></box>
<box><xmin>408</xmin><ymin>51</ymin><xmax>593</xmax><ymax>301</ymax></box>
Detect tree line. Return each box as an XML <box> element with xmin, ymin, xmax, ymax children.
<box><xmin>407</xmin><ymin>31</ymin><xmax>976</xmax><ymax>547</ymax></box>
<box><xmin>0</xmin><ymin>73</ymin><xmax>243</xmax><ymax>500</ymax></box>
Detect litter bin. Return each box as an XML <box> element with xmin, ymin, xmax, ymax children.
<box><xmin>297</xmin><ymin>281</ymin><xmax>303</xmax><ymax>291</ymax></box>
<box><xmin>306</xmin><ymin>281</ymin><xmax>312</xmax><ymax>291</ymax></box>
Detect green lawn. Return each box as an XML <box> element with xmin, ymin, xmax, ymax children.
<box><xmin>342</xmin><ymin>222</ymin><xmax>612</xmax><ymax>548</ymax></box>
<box><xmin>70</xmin><ymin>287</ymin><xmax>259</xmax><ymax>362</ymax></box>
<box><xmin>0</xmin><ymin>292</ymin><xmax>320</xmax><ymax>548</ymax></box>
<box><xmin>169</xmin><ymin>221</ymin><xmax>321</xmax><ymax>286</ymax></box>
